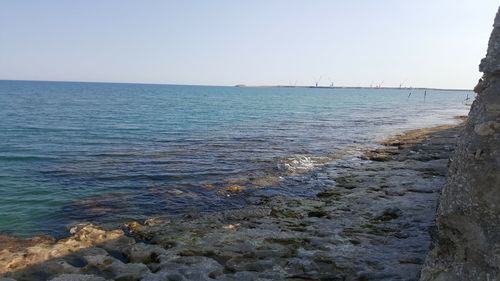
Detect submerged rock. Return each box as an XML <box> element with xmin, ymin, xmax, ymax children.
<box><xmin>218</xmin><ymin>185</ymin><xmax>246</xmax><ymax>197</ymax></box>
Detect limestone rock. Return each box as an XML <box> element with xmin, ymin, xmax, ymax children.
<box><xmin>0</xmin><ymin>224</ymin><xmax>124</xmax><ymax>275</ymax></box>
<box><xmin>49</xmin><ymin>274</ymin><xmax>108</xmax><ymax>281</ymax></box>
<box><xmin>420</xmin><ymin>6</ymin><xmax>500</xmax><ymax>281</ymax></box>
<box><xmin>82</xmin><ymin>252</ymin><xmax>150</xmax><ymax>281</ymax></box>
<box><xmin>123</xmin><ymin>242</ymin><xmax>166</xmax><ymax>264</ymax></box>
<box><xmin>480</xmin><ymin>9</ymin><xmax>500</xmax><ymax>74</ymax></box>
<box><xmin>155</xmin><ymin>256</ymin><xmax>223</xmax><ymax>280</ymax></box>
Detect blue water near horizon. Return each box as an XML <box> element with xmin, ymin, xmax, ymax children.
<box><xmin>0</xmin><ymin>80</ymin><xmax>473</xmax><ymax>238</ymax></box>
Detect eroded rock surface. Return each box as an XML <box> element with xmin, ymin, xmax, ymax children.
<box><xmin>0</xmin><ymin>123</ymin><xmax>463</xmax><ymax>281</ymax></box>
<box><xmin>420</xmin><ymin>6</ymin><xmax>500</xmax><ymax>281</ymax></box>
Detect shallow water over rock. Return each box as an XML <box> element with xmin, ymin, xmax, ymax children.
<box><xmin>0</xmin><ymin>81</ymin><xmax>472</xmax><ymax>237</ymax></box>
<box><xmin>0</xmin><ymin>124</ymin><xmax>464</xmax><ymax>281</ymax></box>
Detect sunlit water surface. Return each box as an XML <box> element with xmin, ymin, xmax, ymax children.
<box><xmin>0</xmin><ymin>81</ymin><xmax>473</xmax><ymax>237</ymax></box>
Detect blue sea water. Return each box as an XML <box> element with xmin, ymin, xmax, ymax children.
<box><xmin>0</xmin><ymin>80</ymin><xmax>473</xmax><ymax>238</ymax></box>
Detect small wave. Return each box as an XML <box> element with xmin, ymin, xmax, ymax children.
<box><xmin>92</xmin><ymin>152</ymin><xmax>139</xmax><ymax>157</ymax></box>
<box><xmin>277</xmin><ymin>155</ymin><xmax>318</xmax><ymax>174</ymax></box>
<box><xmin>276</xmin><ymin>148</ymin><xmax>367</xmax><ymax>176</ymax></box>
<box><xmin>0</xmin><ymin>155</ymin><xmax>59</xmax><ymax>161</ymax></box>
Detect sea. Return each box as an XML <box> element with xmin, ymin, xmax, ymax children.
<box><xmin>0</xmin><ymin>80</ymin><xmax>473</xmax><ymax>238</ymax></box>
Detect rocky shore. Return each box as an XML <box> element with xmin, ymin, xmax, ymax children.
<box><xmin>0</xmin><ymin>121</ymin><xmax>465</xmax><ymax>281</ymax></box>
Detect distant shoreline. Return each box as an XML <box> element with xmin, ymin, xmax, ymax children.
<box><xmin>0</xmin><ymin>79</ymin><xmax>472</xmax><ymax>92</ymax></box>
<box><xmin>235</xmin><ymin>84</ymin><xmax>473</xmax><ymax>92</ymax></box>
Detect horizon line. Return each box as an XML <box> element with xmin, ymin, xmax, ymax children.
<box><xmin>0</xmin><ymin>79</ymin><xmax>473</xmax><ymax>92</ymax></box>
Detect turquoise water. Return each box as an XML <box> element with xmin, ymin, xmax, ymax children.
<box><xmin>0</xmin><ymin>80</ymin><xmax>472</xmax><ymax>238</ymax></box>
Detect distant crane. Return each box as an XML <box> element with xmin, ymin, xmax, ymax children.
<box><xmin>399</xmin><ymin>80</ymin><xmax>407</xmax><ymax>88</ymax></box>
<box><xmin>314</xmin><ymin>76</ymin><xmax>322</xmax><ymax>87</ymax></box>
<box><xmin>329</xmin><ymin>78</ymin><xmax>335</xmax><ymax>87</ymax></box>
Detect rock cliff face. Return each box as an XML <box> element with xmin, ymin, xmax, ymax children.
<box><xmin>420</xmin><ymin>6</ymin><xmax>500</xmax><ymax>281</ymax></box>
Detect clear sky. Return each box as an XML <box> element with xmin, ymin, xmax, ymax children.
<box><xmin>0</xmin><ymin>1</ymin><xmax>498</xmax><ymax>89</ymax></box>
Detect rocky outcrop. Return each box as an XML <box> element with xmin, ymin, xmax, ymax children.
<box><xmin>420</xmin><ymin>6</ymin><xmax>500</xmax><ymax>281</ymax></box>
<box><xmin>0</xmin><ymin>224</ymin><xmax>127</xmax><ymax>276</ymax></box>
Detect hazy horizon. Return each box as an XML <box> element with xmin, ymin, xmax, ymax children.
<box><xmin>1</xmin><ymin>1</ymin><xmax>498</xmax><ymax>89</ymax></box>
<box><xmin>0</xmin><ymin>78</ymin><xmax>475</xmax><ymax>90</ymax></box>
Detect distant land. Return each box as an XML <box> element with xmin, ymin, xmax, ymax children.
<box><xmin>0</xmin><ymin>79</ymin><xmax>472</xmax><ymax>92</ymax></box>
<box><xmin>234</xmin><ymin>84</ymin><xmax>473</xmax><ymax>92</ymax></box>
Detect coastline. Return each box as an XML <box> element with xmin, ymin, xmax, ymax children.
<box><xmin>0</xmin><ymin>120</ymin><xmax>465</xmax><ymax>281</ymax></box>
<box><xmin>235</xmin><ymin>85</ymin><xmax>473</xmax><ymax>92</ymax></box>
<box><xmin>0</xmin><ymin>80</ymin><xmax>473</xmax><ymax>92</ymax></box>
